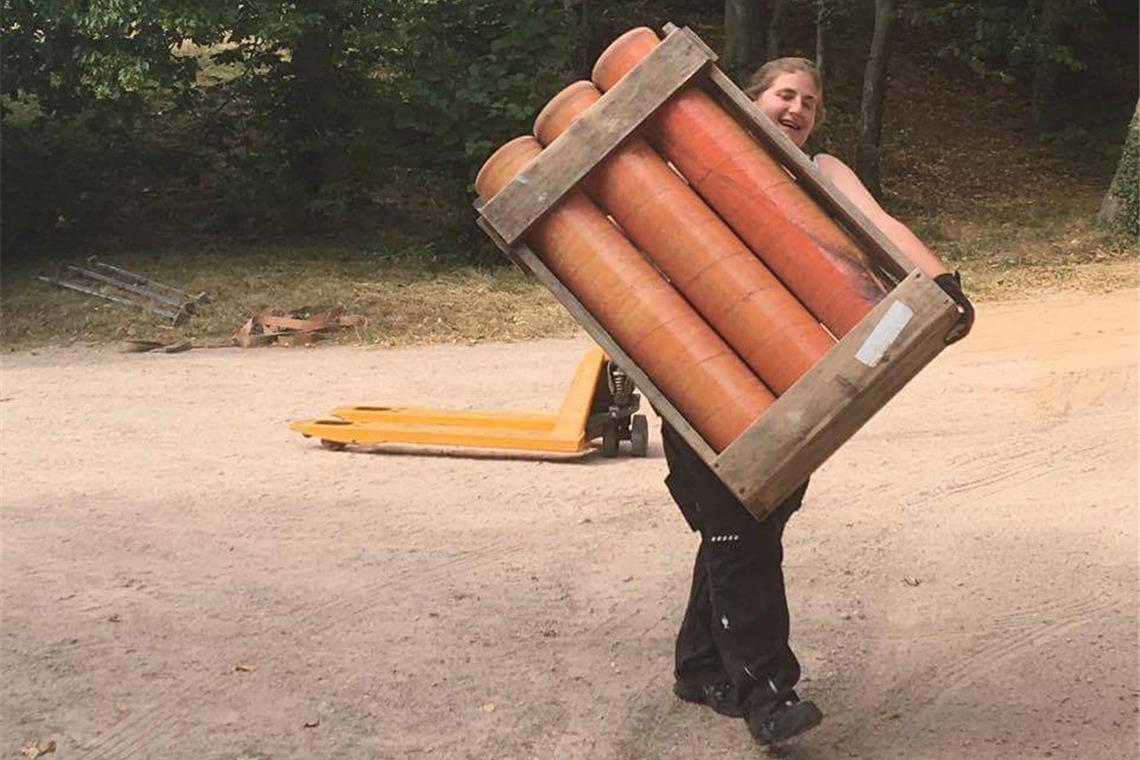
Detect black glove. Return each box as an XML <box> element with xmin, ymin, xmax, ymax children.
<box><xmin>934</xmin><ymin>271</ymin><xmax>974</xmax><ymax>344</ymax></box>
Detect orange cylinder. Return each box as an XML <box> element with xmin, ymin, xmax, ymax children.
<box><xmin>476</xmin><ymin>136</ymin><xmax>773</xmax><ymax>451</ymax></box>
<box><xmin>593</xmin><ymin>27</ymin><xmax>889</xmax><ymax>337</ymax></box>
<box><xmin>534</xmin><ymin>81</ymin><xmax>833</xmax><ymax>394</ymax></box>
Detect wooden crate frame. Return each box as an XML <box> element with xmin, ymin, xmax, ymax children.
<box><xmin>473</xmin><ymin>24</ymin><xmax>962</xmax><ymax>519</ymax></box>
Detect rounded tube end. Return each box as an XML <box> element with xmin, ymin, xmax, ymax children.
<box><xmin>475</xmin><ymin>136</ymin><xmax>543</xmax><ymax>201</ymax></box>
<box><xmin>591</xmin><ymin>27</ymin><xmax>660</xmax><ymax>91</ymax></box>
<box><xmin>534</xmin><ymin>81</ymin><xmax>601</xmax><ymax>145</ymax></box>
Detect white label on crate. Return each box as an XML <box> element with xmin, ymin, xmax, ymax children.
<box><xmin>855</xmin><ymin>301</ymin><xmax>914</xmax><ymax>368</ymax></box>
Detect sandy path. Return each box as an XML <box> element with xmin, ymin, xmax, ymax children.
<box><xmin>1</xmin><ymin>290</ymin><xmax>1137</xmax><ymax>759</ymax></box>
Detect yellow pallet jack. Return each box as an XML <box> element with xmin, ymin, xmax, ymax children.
<box><xmin>290</xmin><ymin>346</ymin><xmax>649</xmax><ymax>457</ymax></box>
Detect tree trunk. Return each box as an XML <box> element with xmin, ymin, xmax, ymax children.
<box><xmin>566</xmin><ymin>0</ymin><xmax>593</xmax><ymax>77</ymax></box>
<box><xmin>1030</xmin><ymin>0</ymin><xmax>1064</xmax><ymax>135</ymax></box>
<box><xmin>815</xmin><ymin>0</ymin><xmax>828</xmax><ymax>84</ymax></box>
<box><xmin>855</xmin><ymin>0</ymin><xmax>895</xmax><ymax>200</ymax></box>
<box><xmin>767</xmin><ymin>0</ymin><xmax>787</xmax><ymax>59</ymax></box>
<box><xmin>291</xmin><ymin>25</ymin><xmax>342</xmax><ymax>196</ymax></box>
<box><xmin>1100</xmin><ymin>100</ymin><xmax>1139</xmax><ymax>235</ymax></box>
<box><xmin>724</xmin><ymin>0</ymin><xmax>768</xmax><ymax>82</ymax></box>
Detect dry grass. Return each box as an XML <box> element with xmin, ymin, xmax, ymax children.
<box><xmin>0</xmin><ymin>244</ymin><xmax>578</xmax><ymax>350</ymax></box>
<box><xmin>1</xmin><ymin>217</ymin><xmax>1134</xmax><ymax>353</ymax></box>
<box><xmin>926</xmin><ymin>206</ymin><xmax>1138</xmax><ymax>299</ymax></box>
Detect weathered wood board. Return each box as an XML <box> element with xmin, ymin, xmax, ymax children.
<box><xmin>713</xmin><ymin>271</ymin><xmax>958</xmax><ymax>516</ymax></box>
<box><xmin>479</xmin><ymin>26</ymin><xmax>716</xmax><ymax>246</ymax></box>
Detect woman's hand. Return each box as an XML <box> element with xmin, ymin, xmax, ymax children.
<box><xmin>934</xmin><ymin>271</ymin><xmax>975</xmax><ymax>343</ymax></box>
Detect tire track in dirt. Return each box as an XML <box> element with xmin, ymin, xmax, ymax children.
<box><xmin>875</xmin><ymin>591</ymin><xmax>1121</xmax><ymax>644</ymax></box>
<box><xmin>462</xmin><ymin>590</ymin><xmax>581</xmax><ymax>760</ymax></box>
<box><xmin>276</xmin><ymin>473</ymin><xmax>577</xmax><ymax>638</ymax></box>
<box><xmin>517</xmin><ymin>544</ymin><xmax>682</xmax><ymax>760</ymax></box>
<box><xmin>522</xmin><ymin>645</ymin><xmax>668</xmax><ymax>760</ymax></box>
<box><xmin>78</xmin><ymin>474</ymin><xmax>576</xmax><ymax>758</ymax></box>
<box><xmin>929</xmin><ymin>594</ymin><xmax>1114</xmax><ymax>690</ymax></box>
<box><xmin>89</xmin><ymin>704</ymin><xmax>192</xmax><ymax>760</ymax></box>
<box><xmin>285</xmin><ymin>537</ymin><xmax>526</xmax><ymax>637</ymax></box>
<box><xmin>1034</xmin><ymin>366</ymin><xmax>1137</xmax><ymax>418</ymax></box>
<box><xmin>905</xmin><ymin>432</ymin><xmax>1124</xmax><ymax>508</ymax></box>
<box><xmin>872</xmin><ymin>591</ymin><xmax>1117</xmax><ymax>728</ymax></box>
<box><xmin>80</xmin><ymin>536</ymin><xmax>533</xmax><ymax>760</ymax></box>
<box><xmin>611</xmin><ymin>671</ymin><xmax>687</xmax><ymax>760</ymax></box>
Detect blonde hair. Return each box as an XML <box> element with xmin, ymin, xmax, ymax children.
<box><xmin>744</xmin><ymin>58</ymin><xmax>824</xmax><ymax>119</ymax></box>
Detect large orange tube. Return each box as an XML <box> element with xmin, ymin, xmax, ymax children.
<box><xmin>534</xmin><ymin>82</ymin><xmax>833</xmax><ymax>394</ymax></box>
<box><xmin>593</xmin><ymin>27</ymin><xmax>889</xmax><ymax>337</ymax></box>
<box><xmin>476</xmin><ymin>136</ymin><xmax>773</xmax><ymax>451</ymax></box>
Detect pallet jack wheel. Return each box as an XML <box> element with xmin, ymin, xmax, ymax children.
<box><xmin>320</xmin><ymin>439</ymin><xmax>347</xmax><ymax>451</ymax></box>
<box><xmin>602</xmin><ymin>422</ymin><xmax>620</xmax><ymax>458</ymax></box>
<box><xmin>630</xmin><ymin>414</ymin><xmax>649</xmax><ymax>458</ymax></box>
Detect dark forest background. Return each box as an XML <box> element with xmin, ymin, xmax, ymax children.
<box><xmin>2</xmin><ymin>0</ymin><xmax>1137</xmax><ymax>263</ymax></box>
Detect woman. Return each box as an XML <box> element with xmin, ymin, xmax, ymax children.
<box><xmin>665</xmin><ymin>57</ymin><xmax>973</xmax><ymax>747</ymax></box>
<box><xmin>747</xmin><ymin>57</ymin><xmax>975</xmax><ymax>320</ymax></box>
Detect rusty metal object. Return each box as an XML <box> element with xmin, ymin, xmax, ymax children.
<box><xmin>119</xmin><ymin>338</ymin><xmax>192</xmax><ymax>353</ymax></box>
<box><xmin>233</xmin><ymin>305</ymin><xmax>366</xmax><ymax>348</ymax></box>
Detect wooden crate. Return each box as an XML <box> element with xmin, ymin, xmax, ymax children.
<box><xmin>473</xmin><ymin>24</ymin><xmax>962</xmax><ymax>519</ymax></box>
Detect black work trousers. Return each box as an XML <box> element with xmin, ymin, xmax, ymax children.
<box><xmin>662</xmin><ymin>421</ymin><xmax>807</xmax><ymax>714</ymax></box>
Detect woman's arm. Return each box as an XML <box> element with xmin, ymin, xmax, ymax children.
<box><xmin>813</xmin><ymin>153</ymin><xmax>948</xmax><ymax>278</ymax></box>
<box><xmin>814</xmin><ymin>153</ymin><xmax>974</xmax><ymax>342</ymax></box>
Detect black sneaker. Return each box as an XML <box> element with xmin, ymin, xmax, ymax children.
<box><xmin>746</xmin><ymin>694</ymin><xmax>823</xmax><ymax>745</ymax></box>
<box><xmin>672</xmin><ymin>679</ymin><xmax>745</xmax><ymax>718</ymax></box>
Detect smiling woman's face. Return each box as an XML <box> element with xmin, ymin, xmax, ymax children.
<box><xmin>754</xmin><ymin>70</ymin><xmax>820</xmax><ymax>148</ymax></box>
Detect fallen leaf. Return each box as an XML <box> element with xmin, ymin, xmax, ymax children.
<box><xmin>21</xmin><ymin>739</ymin><xmax>56</xmax><ymax>758</ymax></box>
<box><xmin>234</xmin><ymin>663</ymin><xmax>257</xmax><ymax>673</ymax></box>
<box><xmin>902</xmin><ymin>577</ymin><xmax>922</xmax><ymax>587</ymax></box>
<box><xmin>303</xmin><ymin>718</ymin><xmax>320</xmax><ymax>728</ymax></box>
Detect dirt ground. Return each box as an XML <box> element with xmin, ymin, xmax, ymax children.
<box><xmin>1</xmin><ymin>289</ymin><xmax>1137</xmax><ymax>760</ymax></box>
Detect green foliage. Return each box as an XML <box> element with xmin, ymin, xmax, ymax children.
<box><xmin>0</xmin><ymin>0</ymin><xmax>582</xmax><ymax>252</ymax></box>
<box><xmin>1</xmin><ymin>0</ymin><xmax>1134</xmax><ymax>258</ymax></box>
<box><xmin>385</xmin><ymin>0</ymin><xmax>579</xmax><ymax>177</ymax></box>
<box><xmin>903</xmin><ymin>0</ymin><xmax>1093</xmax><ymax>81</ymax></box>
<box><xmin>1</xmin><ymin>0</ymin><xmax>203</xmax><ymax>117</ymax></box>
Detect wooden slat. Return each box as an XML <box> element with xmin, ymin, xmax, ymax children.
<box><xmin>476</xmin><ymin>222</ymin><xmax>718</xmax><ymax>464</ymax></box>
<box><xmin>478</xmin><ymin>27</ymin><xmax>716</xmax><ymax>245</ymax></box>
<box><xmin>702</xmin><ymin>65</ymin><xmax>914</xmax><ymax>283</ymax></box>
<box><xmin>713</xmin><ymin>272</ymin><xmax>959</xmax><ymax>518</ymax></box>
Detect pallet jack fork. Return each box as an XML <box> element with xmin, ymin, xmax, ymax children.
<box><xmin>290</xmin><ymin>346</ymin><xmax>649</xmax><ymax>457</ymax></box>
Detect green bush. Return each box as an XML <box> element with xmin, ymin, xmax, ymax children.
<box><xmin>0</xmin><ymin>0</ymin><xmax>581</xmax><ymax>253</ymax></box>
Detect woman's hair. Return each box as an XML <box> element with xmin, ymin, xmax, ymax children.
<box><xmin>744</xmin><ymin>57</ymin><xmax>823</xmax><ymax>103</ymax></box>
